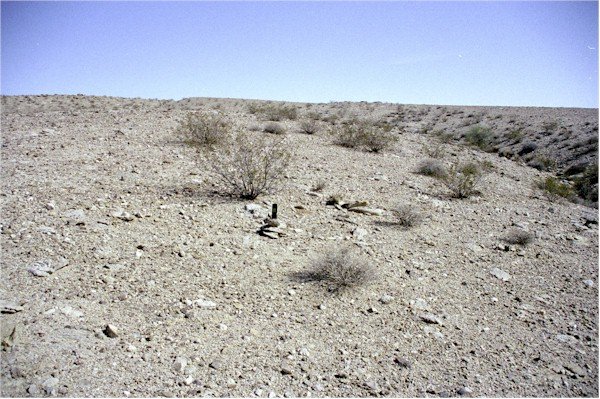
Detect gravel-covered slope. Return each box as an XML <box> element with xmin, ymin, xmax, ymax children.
<box><xmin>1</xmin><ymin>95</ymin><xmax>598</xmax><ymax>397</ymax></box>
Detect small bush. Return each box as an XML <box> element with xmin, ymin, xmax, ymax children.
<box><xmin>506</xmin><ymin>129</ymin><xmax>525</xmax><ymax>142</ymax></box>
<box><xmin>312</xmin><ymin>180</ymin><xmax>326</xmax><ymax>192</ymax></box>
<box><xmin>503</xmin><ymin>229</ymin><xmax>534</xmax><ymax>246</ymax></box>
<box><xmin>535</xmin><ymin>176</ymin><xmax>574</xmax><ymax>201</ymax></box>
<box><xmin>299</xmin><ymin>119</ymin><xmax>319</xmax><ymax>135</ymax></box>
<box><xmin>263</xmin><ymin>122</ymin><xmax>286</xmax><ymax>135</ymax></box>
<box><xmin>177</xmin><ymin>111</ymin><xmax>230</xmax><ymax>148</ymax></box>
<box><xmin>333</xmin><ymin>120</ymin><xmax>396</xmax><ymax>152</ymax></box>
<box><xmin>392</xmin><ymin>204</ymin><xmax>422</xmax><ymax>227</ymax></box>
<box><xmin>424</xmin><ymin>144</ymin><xmax>445</xmax><ymax>159</ymax></box>
<box><xmin>519</xmin><ymin>142</ymin><xmax>538</xmax><ymax>155</ymax></box>
<box><xmin>248</xmin><ymin>103</ymin><xmax>298</xmax><ymax>121</ymax></box>
<box><xmin>542</xmin><ymin>120</ymin><xmax>560</xmax><ymax>132</ymax></box>
<box><xmin>442</xmin><ymin>162</ymin><xmax>483</xmax><ymax>198</ymax></box>
<box><xmin>309</xmin><ymin>246</ymin><xmax>375</xmax><ymax>292</ymax></box>
<box><xmin>210</xmin><ymin>133</ymin><xmax>291</xmax><ymax>199</ymax></box>
<box><xmin>417</xmin><ymin>159</ymin><xmax>447</xmax><ymax>178</ymax></box>
<box><xmin>573</xmin><ymin>162</ymin><xmax>598</xmax><ymax>203</ymax></box>
<box><xmin>465</xmin><ymin>125</ymin><xmax>494</xmax><ymax>151</ymax></box>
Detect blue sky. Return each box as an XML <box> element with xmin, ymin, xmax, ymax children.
<box><xmin>1</xmin><ymin>1</ymin><xmax>598</xmax><ymax>107</ymax></box>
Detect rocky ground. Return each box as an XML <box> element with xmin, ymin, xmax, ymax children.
<box><xmin>1</xmin><ymin>95</ymin><xmax>598</xmax><ymax>397</ymax></box>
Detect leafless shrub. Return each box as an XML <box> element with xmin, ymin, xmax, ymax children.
<box><xmin>503</xmin><ymin>229</ymin><xmax>534</xmax><ymax>246</ymax></box>
<box><xmin>210</xmin><ymin>133</ymin><xmax>291</xmax><ymax>199</ymax></box>
<box><xmin>309</xmin><ymin>246</ymin><xmax>375</xmax><ymax>292</ymax></box>
<box><xmin>299</xmin><ymin>119</ymin><xmax>320</xmax><ymax>134</ymax></box>
<box><xmin>417</xmin><ymin>159</ymin><xmax>447</xmax><ymax>178</ymax></box>
<box><xmin>263</xmin><ymin>122</ymin><xmax>286</xmax><ymax>135</ymax></box>
<box><xmin>392</xmin><ymin>204</ymin><xmax>422</xmax><ymax>227</ymax></box>
<box><xmin>177</xmin><ymin>111</ymin><xmax>230</xmax><ymax>148</ymax></box>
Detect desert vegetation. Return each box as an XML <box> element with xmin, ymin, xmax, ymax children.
<box><xmin>332</xmin><ymin>119</ymin><xmax>397</xmax><ymax>152</ymax></box>
<box><xmin>210</xmin><ymin>133</ymin><xmax>291</xmax><ymax>199</ymax></box>
<box><xmin>0</xmin><ymin>95</ymin><xmax>597</xmax><ymax>398</ymax></box>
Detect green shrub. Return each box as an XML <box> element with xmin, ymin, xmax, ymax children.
<box><xmin>574</xmin><ymin>162</ymin><xmax>598</xmax><ymax>203</ymax></box>
<box><xmin>465</xmin><ymin>125</ymin><xmax>495</xmax><ymax>150</ymax></box>
<box><xmin>442</xmin><ymin>162</ymin><xmax>483</xmax><ymax>198</ymax></box>
<box><xmin>333</xmin><ymin>120</ymin><xmax>396</xmax><ymax>153</ymax></box>
<box><xmin>177</xmin><ymin>111</ymin><xmax>230</xmax><ymax>148</ymax></box>
<box><xmin>535</xmin><ymin>177</ymin><xmax>574</xmax><ymax>201</ymax></box>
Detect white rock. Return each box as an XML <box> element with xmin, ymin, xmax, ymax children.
<box><xmin>352</xmin><ymin>227</ymin><xmax>368</xmax><ymax>241</ymax></box>
<box><xmin>27</xmin><ymin>260</ymin><xmax>54</xmax><ymax>277</ymax></box>
<box><xmin>60</xmin><ymin>306</ymin><xmax>83</xmax><ymax>318</ymax></box>
<box><xmin>173</xmin><ymin>357</ymin><xmax>188</xmax><ymax>373</ymax></box>
<box><xmin>379</xmin><ymin>294</ymin><xmax>394</xmax><ymax>304</ymax></box>
<box><xmin>490</xmin><ymin>267</ymin><xmax>510</xmax><ymax>282</ymax></box>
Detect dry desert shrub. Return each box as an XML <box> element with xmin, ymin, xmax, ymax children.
<box><xmin>333</xmin><ymin>119</ymin><xmax>396</xmax><ymax>152</ymax></box>
<box><xmin>210</xmin><ymin>133</ymin><xmax>291</xmax><ymax>199</ymax></box>
<box><xmin>248</xmin><ymin>103</ymin><xmax>298</xmax><ymax>121</ymax></box>
<box><xmin>392</xmin><ymin>204</ymin><xmax>422</xmax><ymax>228</ymax></box>
<box><xmin>310</xmin><ymin>246</ymin><xmax>375</xmax><ymax>292</ymax></box>
<box><xmin>442</xmin><ymin>162</ymin><xmax>483</xmax><ymax>198</ymax></box>
<box><xmin>177</xmin><ymin>111</ymin><xmax>230</xmax><ymax>148</ymax></box>
<box><xmin>503</xmin><ymin>229</ymin><xmax>534</xmax><ymax>246</ymax></box>
<box><xmin>263</xmin><ymin>122</ymin><xmax>286</xmax><ymax>135</ymax></box>
<box><xmin>312</xmin><ymin>180</ymin><xmax>327</xmax><ymax>192</ymax></box>
<box><xmin>299</xmin><ymin>119</ymin><xmax>320</xmax><ymax>134</ymax></box>
<box><xmin>417</xmin><ymin>158</ymin><xmax>447</xmax><ymax>178</ymax></box>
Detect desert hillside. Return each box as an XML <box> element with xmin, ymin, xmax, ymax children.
<box><xmin>1</xmin><ymin>95</ymin><xmax>598</xmax><ymax>397</ymax></box>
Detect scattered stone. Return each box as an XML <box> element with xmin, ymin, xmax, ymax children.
<box><xmin>174</xmin><ymin>357</ymin><xmax>188</xmax><ymax>373</ymax></box>
<box><xmin>556</xmin><ymin>334</ymin><xmax>577</xmax><ymax>344</ymax></box>
<box><xmin>423</xmin><ymin>326</ymin><xmax>444</xmax><ymax>339</ymax></box>
<box><xmin>564</xmin><ymin>362</ymin><xmax>586</xmax><ymax>377</ymax></box>
<box><xmin>394</xmin><ymin>358</ymin><xmax>412</xmax><ymax>369</ymax></box>
<box><xmin>457</xmin><ymin>387</ymin><xmax>473</xmax><ymax>396</ymax></box>
<box><xmin>209</xmin><ymin>360</ymin><xmax>222</xmax><ymax>370</ymax></box>
<box><xmin>1</xmin><ymin>322</ymin><xmax>20</xmax><ymax>349</ymax></box>
<box><xmin>104</xmin><ymin>263</ymin><xmax>125</xmax><ymax>272</ymax></box>
<box><xmin>112</xmin><ymin>208</ymin><xmax>134</xmax><ymax>221</ymax></box>
<box><xmin>490</xmin><ymin>267</ymin><xmax>510</xmax><ymax>282</ymax></box>
<box><xmin>60</xmin><ymin>305</ymin><xmax>83</xmax><ymax>318</ymax></box>
<box><xmin>42</xmin><ymin>377</ymin><xmax>59</xmax><ymax>395</ymax></box>
<box><xmin>258</xmin><ymin>219</ymin><xmax>287</xmax><ymax>239</ymax></box>
<box><xmin>37</xmin><ymin>226</ymin><xmax>57</xmax><ymax>235</ymax></box>
<box><xmin>192</xmin><ymin>299</ymin><xmax>217</xmax><ymax>309</ymax></box>
<box><xmin>184</xmin><ymin>376</ymin><xmax>194</xmax><ymax>385</ymax></box>
<box><xmin>27</xmin><ymin>384</ymin><xmax>39</xmax><ymax>396</ymax></box>
<box><xmin>281</xmin><ymin>360</ymin><xmax>294</xmax><ymax>375</ymax></box>
<box><xmin>45</xmin><ymin>202</ymin><xmax>55</xmax><ymax>210</ymax></box>
<box><xmin>419</xmin><ymin>313</ymin><xmax>443</xmax><ymax>325</ymax></box>
<box><xmin>410</xmin><ymin>298</ymin><xmax>429</xmax><ymax>311</ymax></box>
<box><xmin>103</xmin><ymin>324</ymin><xmax>119</xmax><ymax>338</ymax></box>
<box><xmin>27</xmin><ymin>260</ymin><xmax>55</xmax><ymax>277</ymax></box>
<box><xmin>583</xmin><ymin>279</ymin><xmax>594</xmax><ymax>287</ymax></box>
<box><xmin>64</xmin><ymin>209</ymin><xmax>86</xmax><ymax>223</ymax></box>
<box><xmin>379</xmin><ymin>294</ymin><xmax>394</xmax><ymax>304</ymax></box>
<box><xmin>352</xmin><ymin>227</ymin><xmax>368</xmax><ymax>241</ymax></box>
<box><xmin>226</xmin><ymin>378</ymin><xmax>237</xmax><ymax>388</ymax></box>
<box><xmin>348</xmin><ymin>207</ymin><xmax>384</xmax><ymax>216</ymax></box>
<box><xmin>0</xmin><ymin>300</ymin><xmax>24</xmax><ymax>314</ymax></box>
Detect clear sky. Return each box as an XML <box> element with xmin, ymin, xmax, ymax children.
<box><xmin>1</xmin><ymin>1</ymin><xmax>598</xmax><ymax>107</ymax></box>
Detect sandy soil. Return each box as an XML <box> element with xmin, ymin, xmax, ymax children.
<box><xmin>1</xmin><ymin>95</ymin><xmax>598</xmax><ymax>397</ymax></box>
